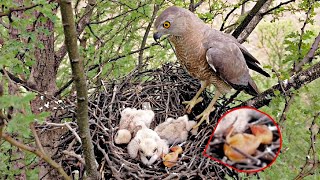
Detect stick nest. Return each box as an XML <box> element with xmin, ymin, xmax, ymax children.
<box><xmin>46</xmin><ymin>63</ymin><xmax>240</xmax><ymax>179</ymax></box>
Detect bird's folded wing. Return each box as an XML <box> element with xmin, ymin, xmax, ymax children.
<box><xmin>206</xmin><ymin>42</ymin><xmax>251</xmax><ymax>87</ymax></box>
<box><xmin>239</xmin><ymin>45</ymin><xmax>270</xmax><ymax>77</ymax></box>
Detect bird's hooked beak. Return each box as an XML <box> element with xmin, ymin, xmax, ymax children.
<box><xmin>153</xmin><ymin>32</ymin><xmax>163</xmax><ymax>42</ymax></box>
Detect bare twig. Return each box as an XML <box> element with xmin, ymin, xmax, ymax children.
<box><xmin>137</xmin><ymin>4</ymin><xmax>160</xmax><ymax>71</ymax></box>
<box><xmin>189</xmin><ymin>0</ymin><xmax>205</xmax><ymax>12</ymax></box>
<box><xmin>294</xmin><ymin>32</ymin><xmax>320</xmax><ymax>73</ymax></box>
<box><xmin>232</xmin><ymin>0</ymin><xmax>268</xmax><ymax>38</ymax></box>
<box><xmin>62</xmin><ymin>150</ymin><xmax>85</xmax><ymax>165</ymax></box>
<box><xmin>0</xmin><ymin>132</ymin><xmax>71</xmax><ymax>179</ymax></box>
<box><xmin>241</xmin><ymin>61</ymin><xmax>320</xmax><ymax>108</ymax></box>
<box><xmin>0</xmin><ymin>4</ymin><xmax>40</xmax><ymax>18</ymax></box>
<box><xmin>261</xmin><ymin>0</ymin><xmax>296</xmax><ymax>16</ymax></box>
<box><xmin>220</xmin><ymin>0</ymin><xmax>249</xmax><ymax>31</ymax></box>
<box><xmin>89</xmin><ymin>4</ymin><xmax>147</xmax><ymax>25</ymax></box>
<box><xmin>30</xmin><ymin>123</ymin><xmax>45</xmax><ymax>154</ymax></box>
<box><xmin>294</xmin><ymin>113</ymin><xmax>320</xmax><ymax>180</ymax></box>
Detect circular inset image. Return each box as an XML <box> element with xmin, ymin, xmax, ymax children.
<box><xmin>203</xmin><ymin>106</ymin><xmax>282</xmax><ymax>172</ymax></box>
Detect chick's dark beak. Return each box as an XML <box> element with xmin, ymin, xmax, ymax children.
<box><xmin>153</xmin><ymin>32</ymin><xmax>162</xmax><ymax>42</ymax></box>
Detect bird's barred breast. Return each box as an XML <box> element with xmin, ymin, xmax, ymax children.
<box><xmin>170</xmin><ymin>36</ymin><xmax>231</xmax><ymax>94</ymax></box>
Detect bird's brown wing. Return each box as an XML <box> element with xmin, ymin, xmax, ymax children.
<box><xmin>206</xmin><ymin>42</ymin><xmax>259</xmax><ymax>96</ymax></box>
<box><xmin>208</xmin><ymin>29</ymin><xmax>270</xmax><ymax>77</ymax></box>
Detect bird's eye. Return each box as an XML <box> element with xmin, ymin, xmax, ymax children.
<box><xmin>163</xmin><ymin>21</ymin><xmax>170</xmax><ymax>29</ymax></box>
<box><xmin>153</xmin><ymin>148</ymin><xmax>157</xmax><ymax>153</ymax></box>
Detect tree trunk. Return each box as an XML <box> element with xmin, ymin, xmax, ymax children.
<box><xmin>28</xmin><ymin>13</ymin><xmax>58</xmax><ymax>114</ymax></box>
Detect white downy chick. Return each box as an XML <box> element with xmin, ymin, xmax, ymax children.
<box><xmin>115</xmin><ymin>107</ymin><xmax>154</xmax><ymax>144</ymax></box>
<box><xmin>154</xmin><ymin>115</ymin><xmax>198</xmax><ymax>145</ymax></box>
<box><xmin>127</xmin><ymin>127</ymin><xmax>169</xmax><ymax>165</ymax></box>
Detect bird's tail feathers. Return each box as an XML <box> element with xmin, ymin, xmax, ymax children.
<box><xmin>245</xmin><ymin>78</ymin><xmax>259</xmax><ymax>96</ymax></box>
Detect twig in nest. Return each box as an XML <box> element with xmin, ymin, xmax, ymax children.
<box><xmin>30</xmin><ymin>123</ymin><xmax>45</xmax><ymax>154</ymax></box>
<box><xmin>45</xmin><ymin>122</ymin><xmax>82</xmax><ymax>144</ymax></box>
<box><xmin>294</xmin><ymin>113</ymin><xmax>320</xmax><ymax>180</ymax></box>
<box><xmin>62</xmin><ymin>150</ymin><xmax>85</xmax><ymax>165</ymax></box>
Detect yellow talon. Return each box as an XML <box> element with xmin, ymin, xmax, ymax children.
<box><xmin>182</xmin><ymin>97</ymin><xmax>203</xmax><ymax>113</ymax></box>
<box><xmin>193</xmin><ymin>91</ymin><xmax>221</xmax><ymax>128</ymax></box>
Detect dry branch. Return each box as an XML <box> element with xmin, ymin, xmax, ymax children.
<box><xmin>0</xmin><ymin>4</ymin><xmax>40</xmax><ymax>18</ymax></box>
<box><xmin>59</xmin><ymin>0</ymin><xmax>99</xmax><ymax>179</ymax></box>
<box><xmin>232</xmin><ymin>0</ymin><xmax>268</xmax><ymax>38</ymax></box>
<box><xmin>55</xmin><ymin>0</ymin><xmax>96</xmax><ymax>64</ymax></box>
<box><xmin>294</xmin><ymin>113</ymin><xmax>320</xmax><ymax>179</ymax></box>
<box><xmin>137</xmin><ymin>4</ymin><xmax>160</xmax><ymax>70</ymax></box>
<box><xmin>261</xmin><ymin>0</ymin><xmax>296</xmax><ymax>15</ymax></box>
<box><xmin>294</xmin><ymin>32</ymin><xmax>320</xmax><ymax>73</ymax></box>
<box><xmin>241</xmin><ymin>61</ymin><xmax>320</xmax><ymax>108</ymax></box>
<box><xmin>0</xmin><ymin>132</ymin><xmax>71</xmax><ymax>179</ymax></box>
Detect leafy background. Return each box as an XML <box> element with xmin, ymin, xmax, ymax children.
<box><xmin>0</xmin><ymin>0</ymin><xmax>319</xmax><ymax>179</ymax></box>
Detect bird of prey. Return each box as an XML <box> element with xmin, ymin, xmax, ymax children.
<box><xmin>153</xmin><ymin>6</ymin><xmax>270</xmax><ymax>128</ymax></box>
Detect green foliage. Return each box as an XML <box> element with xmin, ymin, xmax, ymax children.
<box><xmin>0</xmin><ymin>0</ymin><xmax>320</xmax><ymax>179</ymax></box>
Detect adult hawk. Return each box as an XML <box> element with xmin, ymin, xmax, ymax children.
<box><xmin>153</xmin><ymin>6</ymin><xmax>270</xmax><ymax>127</ymax></box>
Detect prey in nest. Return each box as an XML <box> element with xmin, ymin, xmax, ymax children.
<box><xmin>205</xmin><ymin>107</ymin><xmax>281</xmax><ymax>172</ymax></box>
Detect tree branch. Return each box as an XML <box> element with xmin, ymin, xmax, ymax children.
<box><xmin>189</xmin><ymin>0</ymin><xmax>205</xmax><ymax>12</ymax></box>
<box><xmin>55</xmin><ymin>0</ymin><xmax>96</xmax><ymax>65</ymax></box>
<box><xmin>59</xmin><ymin>0</ymin><xmax>99</xmax><ymax>179</ymax></box>
<box><xmin>261</xmin><ymin>0</ymin><xmax>296</xmax><ymax>16</ymax></box>
<box><xmin>293</xmin><ymin>31</ymin><xmax>320</xmax><ymax>73</ymax></box>
<box><xmin>237</xmin><ymin>0</ymin><xmax>272</xmax><ymax>43</ymax></box>
<box><xmin>220</xmin><ymin>0</ymin><xmax>249</xmax><ymax>31</ymax></box>
<box><xmin>294</xmin><ymin>112</ymin><xmax>320</xmax><ymax>180</ymax></box>
<box><xmin>240</xmin><ymin>61</ymin><xmax>320</xmax><ymax>108</ymax></box>
<box><xmin>89</xmin><ymin>3</ymin><xmax>147</xmax><ymax>25</ymax></box>
<box><xmin>0</xmin><ymin>4</ymin><xmax>40</xmax><ymax>18</ymax></box>
<box><xmin>0</xmin><ymin>132</ymin><xmax>71</xmax><ymax>179</ymax></box>
<box><xmin>232</xmin><ymin>0</ymin><xmax>268</xmax><ymax>38</ymax></box>
<box><xmin>137</xmin><ymin>4</ymin><xmax>159</xmax><ymax>71</ymax></box>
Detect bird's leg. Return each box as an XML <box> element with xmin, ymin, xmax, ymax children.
<box><xmin>182</xmin><ymin>81</ymin><xmax>209</xmax><ymax>114</ymax></box>
<box><xmin>193</xmin><ymin>91</ymin><xmax>221</xmax><ymax>128</ymax></box>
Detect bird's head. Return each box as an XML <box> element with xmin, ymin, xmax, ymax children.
<box><xmin>153</xmin><ymin>6</ymin><xmax>192</xmax><ymax>41</ymax></box>
<box><xmin>139</xmin><ymin>138</ymin><xmax>159</xmax><ymax>165</ymax></box>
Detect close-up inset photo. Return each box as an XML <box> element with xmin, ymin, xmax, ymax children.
<box><xmin>204</xmin><ymin>107</ymin><xmax>282</xmax><ymax>172</ymax></box>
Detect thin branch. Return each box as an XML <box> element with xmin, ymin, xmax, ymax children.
<box><xmin>261</xmin><ymin>0</ymin><xmax>296</xmax><ymax>16</ymax></box>
<box><xmin>294</xmin><ymin>32</ymin><xmax>320</xmax><ymax>73</ymax></box>
<box><xmin>232</xmin><ymin>0</ymin><xmax>268</xmax><ymax>38</ymax></box>
<box><xmin>0</xmin><ymin>69</ymin><xmax>29</xmax><ymax>88</ymax></box>
<box><xmin>294</xmin><ymin>113</ymin><xmax>320</xmax><ymax>180</ymax></box>
<box><xmin>240</xmin><ymin>61</ymin><xmax>320</xmax><ymax>108</ymax></box>
<box><xmin>220</xmin><ymin>0</ymin><xmax>249</xmax><ymax>31</ymax></box>
<box><xmin>189</xmin><ymin>0</ymin><xmax>205</xmax><ymax>12</ymax></box>
<box><xmin>0</xmin><ymin>4</ymin><xmax>40</xmax><ymax>17</ymax></box>
<box><xmin>0</xmin><ymin>132</ymin><xmax>71</xmax><ymax>179</ymax></box>
<box><xmin>62</xmin><ymin>150</ymin><xmax>85</xmax><ymax>165</ymax></box>
<box><xmin>54</xmin><ymin>78</ymin><xmax>74</xmax><ymax>97</ymax></box>
<box><xmin>30</xmin><ymin>123</ymin><xmax>45</xmax><ymax>154</ymax></box>
<box><xmin>297</xmin><ymin>3</ymin><xmax>313</xmax><ymax>60</ymax></box>
<box><xmin>279</xmin><ymin>95</ymin><xmax>295</xmax><ymax>124</ymax></box>
<box><xmin>89</xmin><ymin>4</ymin><xmax>147</xmax><ymax>24</ymax></box>
<box><xmin>137</xmin><ymin>4</ymin><xmax>160</xmax><ymax>71</ymax></box>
